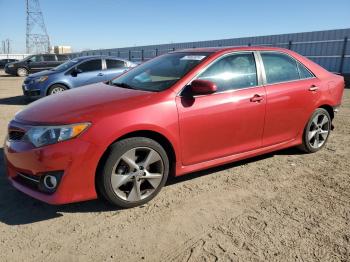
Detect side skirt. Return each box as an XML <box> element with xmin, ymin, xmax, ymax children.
<box><xmin>175</xmin><ymin>138</ymin><xmax>301</xmax><ymax>176</ymax></box>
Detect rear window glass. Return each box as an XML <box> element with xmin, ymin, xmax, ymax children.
<box><xmin>106</xmin><ymin>59</ymin><xmax>125</xmax><ymax>69</ymax></box>
<box><xmin>57</xmin><ymin>55</ymin><xmax>69</xmax><ymax>61</ymax></box>
<box><xmin>43</xmin><ymin>55</ymin><xmax>56</xmax><ymax>62</ymax></box>
<box><xmin>297</xmin><ymin>62</ymin><xmax>314</xmax><ymax>79</ymax></box>
<box><xmin>77</xmin><ymin>59</ymin><xmax>102</xmax><ymax>72</ymax></box>
<box><xmin>261</xmin><ymin>52</ymin><xmax>300</xmax><ymax>84</ymax></box>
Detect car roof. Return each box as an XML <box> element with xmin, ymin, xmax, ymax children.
<box><xmin>71</xmin><ymin>55</ymin><xmax>131</xmax><ymax>62</ymax></box>
<box><xmin>172</xmin><ymin>46</ymin><xmax>290</xmax><ymax>54</ymax></box>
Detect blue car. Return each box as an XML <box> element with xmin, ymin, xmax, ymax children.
<box><xmin>22</xmin><ymin>56</ymin><xmax>136</xmax><ymax>98</ymax></box>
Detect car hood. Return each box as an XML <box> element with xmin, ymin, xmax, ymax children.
<box><xmin>15</xmin><ymin>82</ymin><xmax>154</xmax><ymax>124</ymax></box>
<box><xmin>27</xmin><ymin>70</ymin><xmax>58</xmax><ymax>78</ymax></box>
<box><xmin>5</xmin><ymin>61</ymin><xmax>17</xmax><ymax>67</ymax></box>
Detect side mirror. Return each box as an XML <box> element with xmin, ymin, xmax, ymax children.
<box><xmin>190</xmin><ymin>79</ymin><xmax>217</xmax><ymax>95</ymax></box>
<box><xmin>71</xmin><ymin>68</ymin><xmax>82</xmax><ymax>77</ymax></box>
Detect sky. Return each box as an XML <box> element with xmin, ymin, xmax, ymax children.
<box><xmin>0</xmin><ymin>0</ymin><xmax>350</xmax><ymax>53</ymax></box>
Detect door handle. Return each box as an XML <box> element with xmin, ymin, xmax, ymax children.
<box><xmin>309</xmin><ymin>85</ymin><xmax>319</xmax><ymax>91</ymax></box>
<box><xmin>97</xmin><ymin>73</ymin><xmax>104</xmax><ymax>76</ymax></box>
<box><xmin>250</xmin><ymin>94</ymin><xmax>264</xmax><ymax>102</ymax></box>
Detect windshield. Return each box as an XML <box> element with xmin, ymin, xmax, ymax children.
<box><xmin>110</xmin><ymin>52</ymin><xmax>211</xmax><ymax>92</ymax></box>
<box><xmin>20</xmin><ymin>55</ymin><xmax>33</xmax><ymax>62</ymax></box>
<box><xmin>52</xmin><ymin>59</ymin><xmax>79</xmax><ymax>71</ymax></box>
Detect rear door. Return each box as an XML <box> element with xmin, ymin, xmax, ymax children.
<box><xmin>68</xmin><ymin>59</ymin><xmax>104</xmax><ymax>87</ymax></box>
<box><xmin>260</xmin><ymin>51</ymin><xmax>321</xmax><ymax>146</ymax></box>
<box><xmin>103</xmin><ymin>59</ymin><xmax>127</xmax><ymax>81</ymax></box>
<box><xmin>176</xmin><ymin>52</ymin><xmax>266</xmax><ymax>165</ymax></box>
<box><xmin>57</xmin><ymin>54</ymin><xmax>69</xmax><ymax>65</ymax></box>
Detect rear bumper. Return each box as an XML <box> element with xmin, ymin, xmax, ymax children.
<box><xmin>3</xmin><ymin>136</ymin><xmax>104</xmax><ymax>205</ymax></box>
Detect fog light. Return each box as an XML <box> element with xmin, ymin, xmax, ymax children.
<box><xmin>43</xmin><ymin>175</ymin><xmax>57</xmax><ymax>190</ymax></box>
<box><xmin>39</xmin><ymin>171</ymin><xmax>63</xmax><ymax>194</ymax></box>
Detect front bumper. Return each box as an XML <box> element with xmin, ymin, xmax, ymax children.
<box><xmin>22</xmin><ymin>79</ymin><xmax>45</xmax><ymax>98</ymax></box>
<box><xmin>4</xmin><ymin>134</ymin><xmax>103</xmax><ymax>205</ymax></box>
<box><xmin>4</xmin><ymin>66</ymin><xmax>17</xmax><ymax>75</ymax></box>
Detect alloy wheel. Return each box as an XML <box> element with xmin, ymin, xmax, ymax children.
<box><xmin>17</xmin><ymin>68</ymin><xmax>27</xmax><ymax>77</ymax></box>
<box><xmin>111</xmin><ymin>147</ymin><xmax>164</xmax><ymax>202</ymax></box>
<box><xmin>308</xmin><ymin>112</ymin><xmax>330</xmax><ymax>149</ymax></box>
<box><xmin>50</xmin><ymin>87</ymin><xmax>66</xmax><ymax>94</ymax></box>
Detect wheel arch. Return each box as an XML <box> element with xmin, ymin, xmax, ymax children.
<box><xmin>318</xmin><ymin>104</ymin><xmax>334</xmax><ymax>120</ymax></box>
<box><xmin>94</xmin><ymin>129</ymin><xmax>177</xmax><ymax>197</ymax></box>
<box><xmin>46</xmin><ymin>82</ymin><xmax>70</xmax><ymax>96</ymax></box>
<box><xmin>16</xmin><ymin>66</ymin><xmax>29</xmax><ymax>75</ymax></box>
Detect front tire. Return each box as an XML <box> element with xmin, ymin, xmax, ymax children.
<box><xmin>48</xmin><ymin>84</ymin><xmax>67</xmax><ymax>96</ymax></box>
<box><xmin>299</xmin><ymin>108</ymin><xmax>331</xmax><ymax>153</ymax></box>
<box><xmin>17</xmin><ymin>67</ymin><xmax>28</xmax><ymax>77</ymax></box>
<box><xmin>98</xmin><ymin>137</ymin><xmax>169</xmax><ymax>208</ymax></box>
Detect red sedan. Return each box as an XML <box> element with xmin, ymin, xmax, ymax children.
<box><xmin>4</xmin><ymin>47</ymin><xmax>344</xmax><ymax>208</ymax></box>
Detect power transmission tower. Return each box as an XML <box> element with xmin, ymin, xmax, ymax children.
<box><xmin>1</xmin><ymin>39</ymin><xmax>11</xmax><ymax>54</ymax></box>
<box><xmin>26</xmin><ymin>0</ymin><xmax>51</xmax><ymax>54</ymax></box>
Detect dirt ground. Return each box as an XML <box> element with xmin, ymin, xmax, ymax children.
<box><xmin>0</xmin><ymin>71</ymin><xmax>349</xmax><ymax>262</ymax></box>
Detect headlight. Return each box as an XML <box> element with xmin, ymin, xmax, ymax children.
<box><xmin>35</xmin><ymin>76</ymin><xmax>49</xmax><ymax>83</ymax></box>
<box><xmin>23</xmin><ymin>123</ymin><xmax>90</xmax><ymax>147</ymax></box>
<box><xmin>8</xmin><ymin>64</ymin><xmax>14</xmax><ymax>68</ymax></box>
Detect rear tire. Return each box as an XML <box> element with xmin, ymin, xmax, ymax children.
<box><xmin>48</xmin><ymin>84</ymin><xmax>67</xmax><ymax>96</ymax></box>
<box><xmin>98</xmin><ymin>137</ymin><xmax>169</xmax><ymax>208</ymax></box>
<box><xmin>17</xmin><ymin>67</ymin><xmax>28</xmax><ymax>77</ymax></box>
<box><xmin>299</xmin><ymin>108</ymin><xmax>331</xmax><ymax>153</ymax></box>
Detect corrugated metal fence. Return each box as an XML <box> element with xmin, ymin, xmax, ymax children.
<box><xmin>71</xmin><ymin>28</ymin><xmax>350</xmax><ymax>74</ymax></box>
<box><xmin>0</xmin><ymin>54</ymin><xmax>30</xmax><ymax>60</ymax></box>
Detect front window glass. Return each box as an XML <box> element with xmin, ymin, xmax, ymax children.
<box><xmin>197</xmin><ymin>53</ymin><xmax>258</xmax><ymax>91</ymax></box>
<box><xmin>53</xmin><ymin>59</ymin><xmax>79</xmax><ymax>71</ymax></box>
<box><xmin>110</xmin><ymin>52</ymin><xmax>211</xmax><ymax>92</ymax></box>
<box><xmin>30</xmin><ymin>55</ymin><xmax>44</xmax><ymax>62</ymax></box>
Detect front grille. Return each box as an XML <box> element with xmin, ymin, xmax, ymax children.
<box><xmin>8</xmin><ymin>130</ymin><xmax>25</xmax><ymax>141</ymax></box>
<box><xmin>24</xmin><ymin>78</ymin><xmax>32</xmax><ymax>84</ymax></box>
<box><xmin>23</xmin><ymin>90</ymin><xmax>41</xmax><ymax>97</ymax></box>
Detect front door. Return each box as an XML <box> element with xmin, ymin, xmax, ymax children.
<box><xmin>176</xmin><ymin>52</ymin><xmax>266</xmax><ymax>166</ymax></box>
<box><xmin>69</xmin><ymin>59</ymin><xmax>104</xmax><ymax>87</ymax></box>
<box><xmin>27</xmin><ymin>55</ymin><xmax>45</xmax><ymax>72</ymax></box>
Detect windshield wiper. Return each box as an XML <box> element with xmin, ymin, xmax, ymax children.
<box><xmin>110</xmin><ymin>82</ymin><xmax>136</xmax><ymax>90</ymax></box>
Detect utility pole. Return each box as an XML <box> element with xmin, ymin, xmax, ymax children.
<box><xmin>26</xmin><ymin>0</ymin><xmax>50</xmax><ymax>54</ymax></box>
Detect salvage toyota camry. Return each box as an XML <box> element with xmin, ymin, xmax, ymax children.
<box><xmin>4</xmin><ymin>47</ymin><xmax>344</xmax><ymax>208</ymax></box>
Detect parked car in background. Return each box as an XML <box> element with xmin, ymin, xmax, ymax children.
<box><xmin>4</xmin><ymin>47</ymin><xmax>344</xmax><ymax>208</ymax></box>
<box><xmin>0</xmin><ymin>59</ymin><xmax>18</xmax><ymax>69</ymax></box>
<box><xmin>22</xmin><ymin>56</ymin><xmax>136</xmax><ymax>98</ymax></box>
<box><xmin>4</xmin><ymin>54</ymin><xmax>69</xmax><ymax>76</ymax></box>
